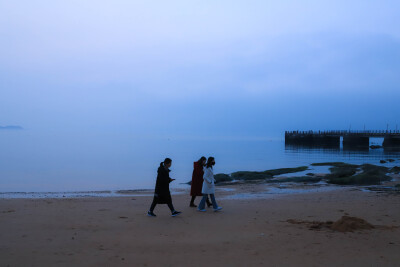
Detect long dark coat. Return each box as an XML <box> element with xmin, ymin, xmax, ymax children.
<box><xmin>154</xmin><ymin>163</ymin><xmax>173</xmax><ymax>204</ymax></box>
<box><xmin>190</xmin><ymin>161</ymin><xmax>204</xmax><ymax>196</ymax></box>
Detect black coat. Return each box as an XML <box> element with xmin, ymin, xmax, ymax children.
<box><xmin>154</xmin><ymin>164</ymin><xmax>172</xmax><ymax>204</ymax></box>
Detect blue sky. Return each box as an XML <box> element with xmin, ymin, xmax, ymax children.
<box><xmin>1</xmin><ymin>0</ymin><xmax>400</xmax><ymax>138</ymax></box>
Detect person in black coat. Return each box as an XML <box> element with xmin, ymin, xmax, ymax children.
<box><xmin>147</xmin><ymin>158</ymin><xmax>182</xmax><ymax>217</ymax></box>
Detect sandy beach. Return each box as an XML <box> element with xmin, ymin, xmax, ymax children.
<box><xmin>1</xmin><ymin>185</ymin><xmax>399</xmax><ymax>267</ymax></box>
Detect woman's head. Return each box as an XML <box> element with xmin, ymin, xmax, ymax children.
<box><xmin>206</xmin><ymin>157</ymin><xmax>215</xmax><ymax>168</ymax></box>
<box><xmin>161</xmin><ymin>158</ymin><xmax>172</xmax><ymax>168</ymax></box>
<box><xmin>198</xmin><ymin>156</ymin><xmax>206</xmax><ymax>166</ymax></box>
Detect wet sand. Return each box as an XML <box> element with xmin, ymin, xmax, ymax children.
<box><xmin>1</xmin><ymin>186</ymin><xmax>399</xmax><ymax>267</ymax></box>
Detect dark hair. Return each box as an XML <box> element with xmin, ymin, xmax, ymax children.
<box><xmin>197</xmin><ymin>156</ymin><xmax>206</xmax><ymax>164</ymax></box>
<box><xmin>160</xmin><ymin>158</ymin><xmax>172</xmax><ymax>167</ymax></box>
<box><xmin>206</xmin><ymin>157</ymin><xmax>215</xmax><ymax>168</ymax></box>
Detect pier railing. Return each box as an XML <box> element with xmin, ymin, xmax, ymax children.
<box><xmin>285</xmin><ymin>130</ymin><xmax>400</xmax><ymax>137</ymax></box>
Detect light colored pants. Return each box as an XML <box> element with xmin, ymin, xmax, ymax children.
<box><xmin>198</xmin><ymin>194</ymin><xmax>218</xmax><ymax>210</ymax></box>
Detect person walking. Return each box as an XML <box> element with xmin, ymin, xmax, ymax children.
<box><xmin>190</xmin><ymin>156</ymin><xmax>212</xmax><ymax>207</ymax></box>
<box><xmin>147</xmin><ymin>158</ymin><xmax>181</xmax><ymax>217</ymax></box>
<box><xmin>197</xmin><ymin>157</ymin><xmax>222</xmax><ymax>212</ymax></box>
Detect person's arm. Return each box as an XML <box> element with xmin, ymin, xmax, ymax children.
<box><xmin>203</xmin><ymin>168</ymin><xmax>213</xmax><ymax>183</ymax></box>
<box><xmin>167</xmin><ymin>171</ymin><xmax>175</xmax><ymax>183</ymax></box>
<box><xmin>161</xmin><ymin>169</ymin><xmax>174</xmax><ymax>183</ymax></box>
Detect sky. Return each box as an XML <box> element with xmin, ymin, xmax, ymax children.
<box><xmin>1</xmin><ymin>0</ymin><xmax>400</xmax><ymax>139</ymax></box>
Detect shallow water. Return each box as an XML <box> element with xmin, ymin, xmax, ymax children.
<box><xmin>0</xmin><ymin>189</ymin><xmax>186</xmax><ymax>199</ymax></box>
<box><xmin>1</xmin><ymin>131</ymin><xmax>399</xmax><ymax>193</ymax></box>
<box><xmin>220</xmin><ymin>184</ymin><xmax>345</xmax><ymax>200</ymax></box>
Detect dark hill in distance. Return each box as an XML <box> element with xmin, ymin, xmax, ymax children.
<box><xmin>0</xmin><ymin>125</ymin><xmax>23</xmax><ymax>130</ymax></box>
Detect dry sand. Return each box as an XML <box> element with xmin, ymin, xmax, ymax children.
<box><xmin>1</xmin><ymin>186</ymin><xmax>399</xmax><ymax>267</ymax></box>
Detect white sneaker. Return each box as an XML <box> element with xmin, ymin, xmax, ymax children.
<box><xmin>197</xmin><ymin>208</ymin><xmax>206</xmax><ymax>212</ymax></box>
<box><xmin>213</xmin><ymin>206</ymin><xmax>222</xmax><ymax>212</ymax></box>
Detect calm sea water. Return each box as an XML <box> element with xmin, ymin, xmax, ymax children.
<box><xmin>1</xmin><ymin>131</ymin><xmax>399</xmax><ymax>193</ymax></box>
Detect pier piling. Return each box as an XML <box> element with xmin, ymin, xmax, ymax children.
<box><xmin>285</xmin><ymin>130</ymin><xmax>400</xmax><ymax>148</ymax></box>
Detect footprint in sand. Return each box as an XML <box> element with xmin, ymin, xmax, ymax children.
<box><xmin>2</xmin><ymin>210</ymin><xmax>15</xmax><ymax>213</ymax></box>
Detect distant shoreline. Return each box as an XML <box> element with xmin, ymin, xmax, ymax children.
<box><xmin>0</xmin><ymin>125</ymin><xmax>23</xmax><ymax>130</ymax></box>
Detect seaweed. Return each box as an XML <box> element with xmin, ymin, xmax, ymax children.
<box><xmin>324</xmin><ymin>163</ymin><xmax>359</xmax><ymax>181</ymax></box>
<box><xmin>327</xmin><ymin>164</ymin><xmax>391</xmax><ymax>185</ymax></box>
<box><xmin>262</xmin><ymin>166</ymin><xmax>309</xmax><ymax>176</ymax></box>
<box><xmin>390</xmin><ymin>166</ymin><xmax>400</xmax><ymax>174</ymax></box>
<box><xmin>230</xmin><ymin>171</ymin><xmax>272</xmax><ymax>180</ymax></box>
<box><xmin>328</xmin><ymin>173</ymin><xmax>391</xmax><ymax>185</ymax></box>
<box><xmin>311</xmin><ymin>162</ymin><xmax>359</xmax><ymax>168</ymax></box>
<box><xmin>276</xmin><ymin>176</ymin><xmax>322</xmax><ymax>183</ymax></box>
<box><xmin>360</xmin><ymin>164</ymin><xmax>389</xmax><ymax>173</ymax></box>
<box><xmin>231</xmin><ymin>166</ymin><xmax>308</xmax><ymax>181</ymax></box>
<box><xmin>316</xmin><ymin>162</ymin><xmax>392</xmax><ymax>185</ymax></box>
<box><xmin>327</xmin><ymin>167</ymin><xmax>358</xmax><ymax>177</ymax></box>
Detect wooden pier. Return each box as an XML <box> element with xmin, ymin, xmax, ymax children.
<box><xmin>285</xmin><ymin>130</ymin><xmax>400</xmax><ymax>148</ymax></box>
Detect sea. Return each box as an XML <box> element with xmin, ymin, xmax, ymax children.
<box><xmin>1</xmin><ymin>130</ymin><xmax>399</xmax><ymax>197</ymax></box>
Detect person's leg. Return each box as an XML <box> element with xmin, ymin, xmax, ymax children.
<box><xmin>206</xmin><ymin>196</ymin><xmax>212</xmax><ymax>207</ymax></box>
<box><xmin>198</xmin><ymin>194</ymin><xmax>207</xmax><ymax>210</ymax></box>
<box><xmin>168</xmin><ymin>199</ymin><xmax>182</xmax><ymax>216</ymax></box>
<box><xmin>190</xmin><ymin>196</ymin><xmax>197</xmax><ymax>207</ymax></box>
<box><xmin>209</xmin><ymin>194</ymin><xmax>218</xmax><ymax>209</ymax></box>
<box><xmin>149</xmin><ymin>197</ymin><xmax>157</xmax><ymax>212</ymax></box>
<box><xmin>147</xmin><ymin>197</ymin><xmax>158</xmax><ymax>216</ymax></box>
<box><xmin>167</xmin><ymin>199</ymin><xmax>176</xmax><ymax>212</ymax></box>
